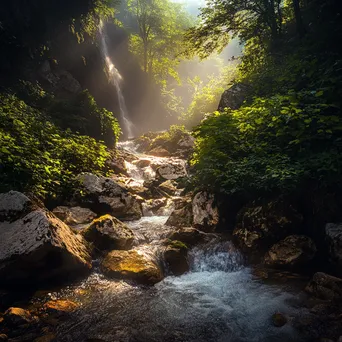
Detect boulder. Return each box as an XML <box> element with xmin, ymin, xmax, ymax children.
<box><xmin>233</xmin><ymin>198</ymin><xmax>303</xmax><ymax>253</ymax></box>
<box><xmin>74</xmin><ymin>173</ymin><xmax>142</xmax><ymax>221</ymax></box>
<box><xmin>163</xmin><ymin>241</ymin><xmax>189</xmax><ymax>276</ymax></box>
<box><xmin>305</xmin><ymin>272</ymin><xmax>342</xmax><ymax>300</ymax></box>
<box><xmin>107</xmin><ymin>153</ymin><xmax>127</xmax><ymax>175</ymax></box>
<box><xmin>167</xmin><ymin>228</ymin><xmax>212</xmax><ymax>246</ymax></box>
<box><xmin>159</xmin><ymin>180</ymin><xmax>178</xmax><ymax>196</ymax></box>
<box><xmin>148</xmin><ymin>147</ymin><xmax>170</xmax><ymax>157</ymax></box>
<box><xmin>192</xmin><ymin>192</ymin><xmax>219</xmax><ymax>232</ymax></box>
<box><xmin>0</xmin><ymin>192</ymin><xmax>92</xmax><ymax>286</ymax></box>
<box><xmin>166</xmin><ymin>205</ymin><xmax>193</xmax><ymax>227</ymax></box>
<box><xmin>52</xmin><ymin>206</ymin><xmax>96</xmax><ymax>226</ymax></box>
<box><xmin>43</xmin><ymin>300</ymin><xmax>78</xmax><ymax>316</ymax></box>
<box><xmin>218</xmin><ymin>83</ymin><xmax>251</xmax><ymax>111</ymax></box>
<box><xmin>101</xmin><ymin>250</ymin><xmax>163</xmax><ymax>285</ymax></box>
<box><xmin>3</xmin><ymin>308</ymin><xmax>38</xmax><ymax>327</ymax></box>
<box><xmin>325</xmin><ymin>223</ymin><xmax>342</xmax><ymax>269</ymax></box>
<box><xmin>134</xmin><ymin>159</ymin><xmax>151</xmax><ymax>168</ymax></box>
<box><xmin>156</xmin><ymin>164</ymin><xmax>187</xmax><ymax>181</ymax></box>
<box><xmin>264</xmin><ymin>235</ymin><xmax>316</xmax><ymax>268</ymax></box>
<box><xmin>82</xmin><ymin>215</ymin><xmax>134</xmax><ymax>251</ymax></box>
<box><xmin>0</xmin><ymin>191</ymin><xmax>34</xmax><ymax>222</ymax></box>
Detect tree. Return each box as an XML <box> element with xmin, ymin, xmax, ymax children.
<box><xmin>125</xmin><ymin>0</ymin><xmax>193</xmax><ymax>82</ymax></box>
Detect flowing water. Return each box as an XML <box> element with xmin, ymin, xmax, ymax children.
<box><xmin>48</xmin><ymin>141</ymin><xmax>306</xmax><ymax>342</ymax></box>
<box><xmin>99</xmin><ymin>21</ymin><xmax>135</xmax><ymax>138</ymax></box>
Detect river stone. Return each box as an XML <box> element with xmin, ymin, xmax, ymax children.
<box><xmin>101</xmin><ymin>250</ymin><xmax>163</xmax><ymax>285</ymax></box>
<box><xmin>134</xmin><ymin>159</ymin><xmax>151</xmax><ymax>168</ymax></box>
<box><xmin>164</xmin><ymin>241</ymin><xmax>189</xmax><ymax>276</ymax></box>
<box><xmin>159</xmin><ymin>180</ymin><xmax>178</xmax><ymax>196</ymax></box>
<box><xmin>156</xmin><ymin>163</ymin><xmax>187</xmax><ymax>181</ymax></box>
<box><xmin>233</xmin><ymin>198</ymin><xmax>303</xmax><ymax>253</ymax></box>
<box><xmin>149</xmin><ymin>147</ymin><xmax>170</xmax><ymax>157</ymax></box>
<box><xmin>192</xmin><ymin>192</ymin><xmax>219</xmax><ymax>232</ymax></box>
<box><xmin>82</xmin><ymin>215</ymin><xmax>134</xmax><ymax>251</ymax></box>
<box><xmin>264</xmin><ymin>235</ymin><xmax>317</xmax><ymax>268</ymax></box>
<box><xmin>3</xmin><ymin>307</ymin><xmax>38</xmax><ymax>327</ymax></box>
<box><xmin>74</xmin><ymin>173</ymin><xmax>142</xmax><ymax>221</ymax></box>
<box><xmin>43</xmin><ymin>300</ymin><xmax>78</xmax><ymax>316</ymax></box>
<box><xmin>325</xmin><ymin>223</ymin><xmax>342</xmax><ymax>269</ymax></box>
<box><xmin>0</xmin><ymin>192</ymin><xmax>92</xmax><ymax>286</ymax></box>
<box><xmin>167</xmin><ymin>228</ymin><xmax>211</xmax><ymax>246</ymax></box>
<box><xmin>52</xmin><ymin>206</ymin><xmax>96</xmax><ymax>226</ymax></box>
<box><xmin>166</xmin><ymin>205</ymin><xmax>193</xmax><ymax>227</ymax></box>
<box><xmin>305</xmin><ymin>272</ymin><xmax>342</xmax><ymax>300</ymax></box>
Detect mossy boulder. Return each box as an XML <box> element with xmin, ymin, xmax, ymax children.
<box><xmin>163</xmin><ymin>240</ymin><xmax>189</xmax><ymax>276</ymax></box>
<box><xmin>82</xmin><ymin>215</ymin><xmax>134</xmax><ymax>252</ymax></box>
<box><xmin>101</xmin><ymin>250</ymin><xmax>163</xmax><ymax>285</ymax></box>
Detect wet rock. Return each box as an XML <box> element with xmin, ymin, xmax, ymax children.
<box><xmin>325</xmin><ymin>223</ymin><xmax>342</xmax><ymax>270</ymax></box>
<box><xmin>33</xmin><ymin>334</ymin><xmax>56</xmax><ymax>342</ymax></box>
<box><xmin>233</xmin><ymin>198</ymin><xmax>303</xmax><ymax>253</ymax></box>
<box><xmin>166</xmin><ymin>205</ymin><xmax>193</xmax><ymax>227</ymax></box>
<box><xmin>218</xmin><ymin>83</ymin><xmax>251</xmax><ymax>111</ymax></box>
<box><xmin>192</xmin><ymin>192</ymin><xmax>219</xmax><ymax>232</ymax></box>
<box><xmin>305</xmin><ymin>272</ymin><xmax>342</xmax><ymax>300</ymax></box>
<box><xmin>0</xmin><ymin>192</ymin><xmax>92</xmax><ymax>286</ymax></box>
<box><xmin>101</xmin><ymin>250</ymin><xmax>163</xmax><ymax>285</ymax></box>
<box><xmin>43</xmin><ymin>300</ymin><xmax>78</xmax><ymax>316</ymax></box>
<box><xmin>159</xmin><ymin>180</ymin><xmax>178</xmax><ymax>196</ymax></box>
<box><xmin>82</xmin><ymin>215</ymin><xmax>134</xmax><ymax>251</ymax></box>
<box><xmin>0</xmin><ymin>334</ymin><xmax>7</xmax><ymax>341</ymax></box>
<box><xmin>164</xmin><ymin>241</ymin><xmax>189</xmax><ymax>276</ymax></box>
<box><xmin>74</xmin><ymin>173</ymin><xmax>142</xmax><ymax>221</ymax></box>
<box><xmin>3</xmin><ymin>308</ymin><xmax>38</xmax><ymax>327</ymax></box>
<box><xmin>143</xmin><ymin>198</ymin><xmax>169</xmax><ymax>216</ymax></box>
<box><xmin>156</xmin><ymin>164</ymin><xmax>187</xmax><ymax>181</ymax></box>
<box><xmin>52</xmin><ymin>206</ymin><xmax>96</xmax><ymax>226</ymax></box>
<box><xmin>149</xmin><ymin>147</ymin><xmax>170</xmax><ymax>157</ymax></box>
<box><xmin>107</xmin><ymin>153</ymin><xmax>127</xmax><ymax>175</ymax></box>
<box><xmin>0</xmin><ymin>191</ymin><xmax>34</xmax><ymax>222</ymax></box>
<box><xmin>264</xmin><ymin>235</ymin><xmax>316</xmax><ymax>268</ymax></box>
<box><xmin>168</xmin><ymin>228</ymin><xmax>211</xmax><ymax>246</ymax></box>
<box><xmin>272</xmin><ymin>312</ymin><xmax>288</xmax><ymax>327</ymax></box>
<box><xmin>134</xmin><ymin>159</ymin><xmax>151</xmax><ymax>168</ymax></box>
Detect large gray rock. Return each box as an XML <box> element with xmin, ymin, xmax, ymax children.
<box><xmin>325</xmin><ymin>223</ymin><xmax>342</xmax><ymax>269</ymax></box>
<box><xmin>233</xmin><ymin>198</ymin><xmax>303</xmax><ymax>253</ymax></box>
<box><xmin>218</xmin><ymin>83</ymin><xmax>251</xmax><ymax>111</ymax></box>
<box><xmin>74</xmin><ymin>173</ymin><xmax>142</xmax><ymax>221</ymax></box>
<box><xmin>305</xmin><ymin>272</ymin><xmax>342</xmax><ymax>300</ymax></box>
<box><xmin>192</xmin><ymin>192</ymin><xmax>219</xmax><ymax>232</ymax></box>
<box><xmin>156</xmin><ymin>163</ymin><xmax>187</xmax><ymax>181</ymax></box>
<box><xmin>0</xmin><ymin>191</ymin><xmax>33</xmax><ymax>222</ymax></box>
<box><xmin>166</xmin><ymin>205</ymin><xmax>193</xmax><ymax>227</ymax></box>
<box><xmin>81</xmin><ymin>215</ymin><xmax>134</xmax><ymax>251</ymax></box>
<box><xmin>264</xmin><ymin>235</ymin><xmax>316</xmax><ymax>268</ymax></box>
<box><xmin>0</xmin><ymin>192</ymin><xmax>92</xmax><ymax>286</ymax></box>
<box><xmin>52</xmin><ymin>206</ymin><xmax>96</xmax><ymax>226</ymax></box>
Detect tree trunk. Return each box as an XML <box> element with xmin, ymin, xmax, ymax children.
<box><xmin>292</xmin><ymin>0</ymin><xmax>306</xmax><ymax>37</ymax></box>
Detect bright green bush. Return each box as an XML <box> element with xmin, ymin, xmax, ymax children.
<box><xmin>0</xmin><ymin>94</ymin><xmax>112</xmax><ymax>198</ymax></box>
<box><xmin>191</xmin><ymin>91</ymin><xmax>342</xmax><ymax>196</ymax></box>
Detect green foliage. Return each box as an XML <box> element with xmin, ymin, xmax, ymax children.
<box><xmin>0</xmin><ymin>94</ymin><xmax>111</xmax><ymax>198</ymax></box>
<box><xmin>151</xmin><ymin>125</ymin><xmax>189</xmax><ymax>149</ymax></box>
<box><xmin>191</xmin><ymin>92</ymin><xmax>342</xmax><ymax>196</ymax></box>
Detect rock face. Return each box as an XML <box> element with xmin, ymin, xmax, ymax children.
<box><xmin>264</xmin><ymin>235</ymin><xmax>316</xmax><ymax>268</ymax></box>
<box><xmin>218</xmin><ymin>83</ymin><xmax>251</xmax><ymax>111</ymax></box>
<box><xmin>164</xmin><ymin>241</ymin><xmax>189</xmax><ymax>276</ymax></box>
<box><xmin>192</xmin><ymin>192</ymin><xmax>219</xmax><ymax>232</ymax></box>
<box><xmin>233</xmin><ymin>199</ymin><xmax>303</xmax><ymax>253</ymax></box>
<box><xmin>156</xmin><ymin>163</ymin><xmax>187</xmax><ymax>181</ymax></box>
<box><xmin>74</xmin><ymin>173</ymin><xmax>142</xmax><ymax>221</ymax></box>
<box><xmin>306</xmin><ymin>272</ymin><xmax>342</xmax><ymax>300</ymax></box>
<box><xmin>52</xmin><ymin>206</ymin><xmax>96</xmax><ymax>226</ymax></box>
<box><xmin>101</xmin><ymin>250</ymin><xmax>163</xmax><ymax>285</ymax></box>
<box><xmin>168</xmin><ymin>228</ymin><xmax>212</xmax><ymax>246</ymax></box>
<box><xmin>0</xmin><ymin>192</ymin><xmax>92</xmax><ymax>286</ymax></box>
<box><xmin>325</xmin><ymin>223</ymin><xmax>342</xmax><ymax>269</ymax></box>
<box><xmin>166</xmin><ymin>205</ymin><xmax>193</xmax><ymax>227</ymax></box>
<box><xmin>82</xmin><ymin>215</ymin><xmax>134</xmax><ymax>251</ymax></box>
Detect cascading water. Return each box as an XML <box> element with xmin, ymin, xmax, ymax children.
<box><xmin>99</xmin><ymin>20</ymin><xmax>135</xmax><ymax>138</ymax></box>
<box><xmin>43</xmin><ymin>140</ymin><xmax>307</xmax><ymax>342</ymax></box>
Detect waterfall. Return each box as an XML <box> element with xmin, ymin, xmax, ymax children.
<box><xmin>99</xmin><ymin>20</ymin><xmax>135</xmax><ymax>139</ymax></box>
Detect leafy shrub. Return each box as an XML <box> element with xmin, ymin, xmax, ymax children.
<box><xmin>0</xmin><ymin>94</ymin><xmax>111</xmax><ymax>198</ymax></box>
<box><xmin>191</xmin><ymin>91</ymin><xmax>342</xmax><ymax>196</ymax></box>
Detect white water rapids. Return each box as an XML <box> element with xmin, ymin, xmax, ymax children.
<box><xmin>50</xmin><ymin>141</ymin><xmax>306</xmax><ymax>342</ymax></box>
